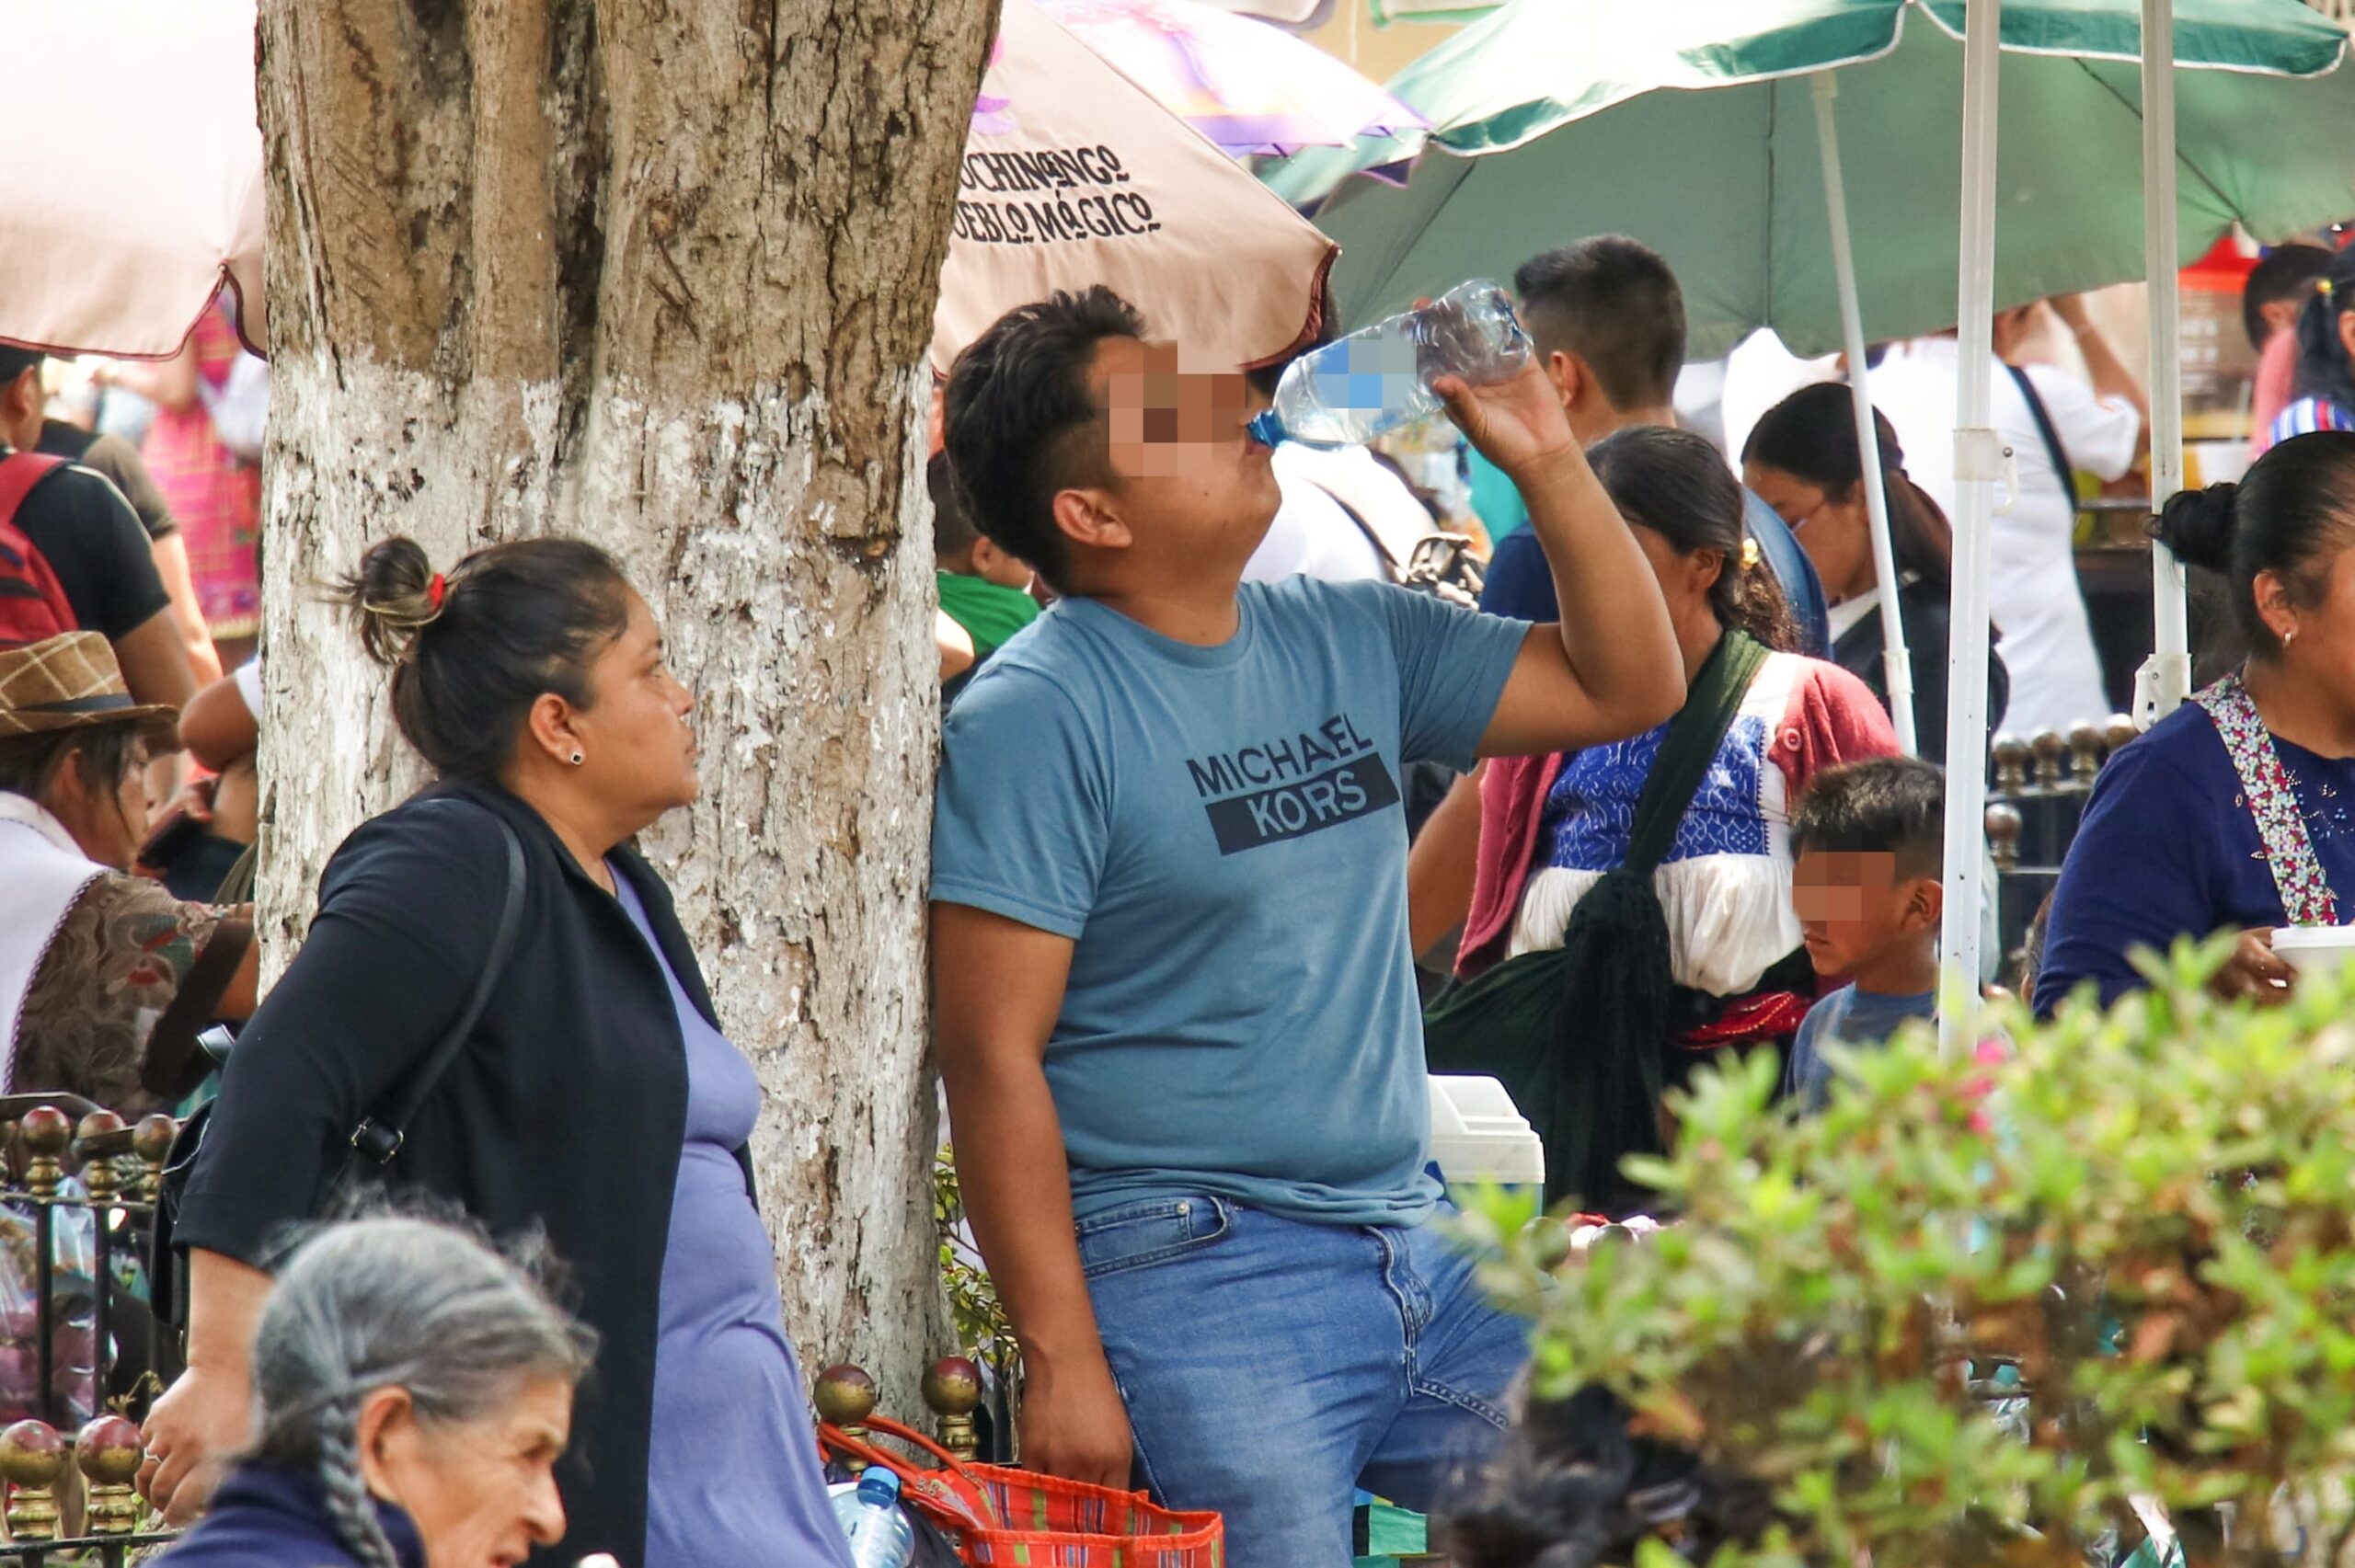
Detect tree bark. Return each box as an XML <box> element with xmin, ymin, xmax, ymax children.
<box><xmin>252</xmin><ymin>0</ymin><xmax>990</xmax><ymax>1410</ymax></box>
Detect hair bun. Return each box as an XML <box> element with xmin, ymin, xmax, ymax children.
<box><xmin>334</xmin><ymin>537</ymin><xmax>444</xmax><ymax>667</ymax></box>
<box><xmin>2152</xmin><ymin>482</ymin><xmax>2238</xmax><ymax>574</ymax></box>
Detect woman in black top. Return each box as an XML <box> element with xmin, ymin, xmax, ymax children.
<box><xmin>1743</xmin><ymin>383</ymin><xmax>2010</xmax><ymax>766</ymax></box>
<box><xmin>140</xmin><ymin>538</ymin><xmax>852</xmax><ymax>1568</ymax></box>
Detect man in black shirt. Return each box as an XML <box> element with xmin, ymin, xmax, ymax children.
<box><xmin>3</xmin><ymin>348</ymin><xmax>218</xmax><ymax>685</ymax></box>
<box><xmin>0</xmin><ymin>349</ymin><xmax>195</xmax><ymax>779</ymax></box>
<box><xmin>39</xmin><ymin>419</ymin><xmax>176</xmax><ymax>540</ymax></box>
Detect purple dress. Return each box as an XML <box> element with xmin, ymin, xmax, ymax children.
<box><xmin>613</xmin><ymin>876</ymin><xmax>854</xmax><ymax>1568</ymax></box>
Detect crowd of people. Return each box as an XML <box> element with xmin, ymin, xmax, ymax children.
<box><xmin>919</xmin><ymin>231</ymin><xmax>2355</xmax><ymax>1567</ymax></box>
<box><xmin>2</xmin><ymin>206</ymin><xmax>2352</xmax><ymax>1567</ymax></box>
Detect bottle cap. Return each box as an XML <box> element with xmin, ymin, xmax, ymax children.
<box><xmin>857</xmin><ymin>1467</ymin><xmax>902</xmax><ymax>1505</ymax></box>
<box><xmin>1247</xmin><ymin>410</ymin><xmax>1286</xmax><ymax>450</ymax></box>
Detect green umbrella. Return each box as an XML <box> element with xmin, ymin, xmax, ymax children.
<box><xmin>1269</xmin><ymin>0</ymin><xmax>2350</xmax><ymax>982</ymax></box>
<box><xmin>1269</xmin><ymin>0</ymin><xmax>2351</xmax><ymax>355</ymax></box>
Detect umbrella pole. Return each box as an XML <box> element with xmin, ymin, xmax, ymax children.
<box><xmin>2138</xmin><ymin>0</ymin><xmax>2192</xmax><ymax>725</ymax></box>
<box><xmin>1941</xmin><ymin>0</ymin><xmax>2005</xmax><ymax>1055</ymax></box>
<box><xmin>1812</xmin><ymin>72</ymin><xmax>1918</xmax><ymax>758</ymax></box>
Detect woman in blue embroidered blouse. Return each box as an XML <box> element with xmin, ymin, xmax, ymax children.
<box><xmin>2038</xmin><ymin>432</ymin><xmax>2355</xmax><ymax>1013</ymax></box>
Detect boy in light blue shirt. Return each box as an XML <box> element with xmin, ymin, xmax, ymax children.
<box><xmin>929</xmin><ymin>288</ymin><xmax>1685</xmax><ymax>1566</ymax></box>
<box><xmin>1786</xmin><ymin>757</ymin><xmax>1947</xmax><ymax>1111</ymax></box>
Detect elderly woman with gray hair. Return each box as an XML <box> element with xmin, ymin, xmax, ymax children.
<box><xmin>156</xmin><ymin>1215</ymin><xmax>605</xmax><ymax>1568</ymax></box>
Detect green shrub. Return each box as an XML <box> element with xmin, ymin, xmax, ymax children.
<box><xmin>1463</xmin><ymin>936</ymin><xmax>2355</xmax><ymax>1567</ymax></box>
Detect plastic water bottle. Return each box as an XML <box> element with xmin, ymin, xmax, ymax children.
<box><xmin>1248</xmin><ymin>280</ymin><xmax>1532</xmax><ymax>450</ymax></box>
<box><xmin>830</xmin><ymin>1468</ymin><xmax>915</xmax><ymax>1568</ymax></box>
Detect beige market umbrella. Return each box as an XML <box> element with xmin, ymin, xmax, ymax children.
<box><xmin>932</xmin><ymin>0</ymin><xmax>1338</xmax><ymax>372</ymax></box>
<box><xmin>0</xmin><ymin>0</ymin><xmax>265</xmax><ymax>358</ymax></box>
<box><xmin>5</xmin><ymin>0</ymin><xmax>1330</xmax><ymax>376</ymax></box>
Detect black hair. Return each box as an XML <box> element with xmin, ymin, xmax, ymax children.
<box><xmin>929</xmin><ymin>451</ymin><xmax>982</xmax><ymax>563</ymax></box>
<box><xmin>2243</xmin><ymin>243</ymin><xmax>2331</xmax><ymax>351</ymax></box>
<box><xmin>1744</xmin><ymin>383</ymin><xmax>1954</xmax><ymax>594</ymax></box>
<box><xmin>0</xmin><ymin>725</ymin><xmax>143</xmax><ymax>803</ymax></box>
<box><xmin>0</xmin><ymin>347</ymin><xmax>40</xmax><ymax>389</ymax></box>
<box><xmin>1585</xmin><ymin>425</ymin><xmax>1801</xmax><ymax>653</ymax></box>
<box><xmin>2151</xmin><ymin>430</ymin><xmax>2355</xmax><ymax>657</ymax></box>
<box><xmin>1438</xmin><ymin>1384</ymin><xmax>1776</xmax><ymax>1568</ymax></box>
<box><xmin>2290</xmin><ymin>246</ymin><xmax>2355</xmax><ymax>411</ymax></box>
<box><xmin>330</xmin><ymin>536</ymin><xmax>633</xmax><ymax>781</ymax></box>
<box><xmin>1791</xmin><ymin>756</ymin><xmax>1947</xmax><ymax>876</ymax></box>
<box><xmin>943</xmin><ymin>287</ymin><xmax>1147</xmax><ymax>590</ymax></box>
<box><xmin>1513</xmin><ymin>238</ymin><xmax>1685</xmax><ymax>412</ymax></box>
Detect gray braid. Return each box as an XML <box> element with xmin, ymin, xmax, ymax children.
<box><xmin>244</xmin><ymin>1213</ymin><xmax>597</xmax><ymax>1564</ymax></box>
<box><xmin>315</xmin><ymin>1394</ymin><xmax>401</xmax><ymax>1568</ymax></box>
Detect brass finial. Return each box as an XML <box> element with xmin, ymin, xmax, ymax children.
<box><xmin>923</xmin><ymin>1356</ymin><xmax>984</xmax><ymax>1463</ymax></box>
<box><xmin>1984</xmin><ymin>803</ymin><xmax>2023</xmax><ymax>874</ymax></box>
<box><xmin>2104</xmin><ymin>714</ymin><xmax>2140</xmax><ymax>763</ymax></box>
<box><xmin>2067</xmin><ymin>722</ymin><xmax>2104</xmax><ymax>787</ymax></box>
<box><xmin>2030</xmin><ymin>729</ymin><xmax>2066</xmax><ymax>793</ymax></box>
<box><xmin>1991</xmin><ymin>734</ymin><xmax>2028</xmax><ymax>796</ymax></box>
<box><xmin>17</xmin><ymin>1109</ymin><xmax>72</xmax><ymax>1201</ymax></box>
<box><xmin>75</xmin><ymin>1415</ymin><xmax>143</xmax><ymax>1535</ymax></box>
<box><xmin>75</xmin><ymin>1112</ymin><xmax>124</xmax><ymax>1205</ymax></box>
<box><xmin>813</xmin><ymin>1365</ymin><xmax>879</xmax><ymax>1473</ymax></box>
<box><xmin>0</xmin><ymin>1421</ymin><xmax>66</xmax><ymax>1540</ymax></box>
<box><xmin>132</xmin><ymin>1116</ymin><xmax>178</xmax><ymax>1203</ymax></box>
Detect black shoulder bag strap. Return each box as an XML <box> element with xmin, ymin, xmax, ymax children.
<box><xmin>1623</xmin><ymin>631</ymin><xmax>1771</xmax><ymax>877</ymax></box>
<box><xmin>1420</xmin><ymin>633</ymin><xmax>1770</xmax><ymax>1211</ymax></box>
<box><xmin>155</xmin><ymin>800</ymin><xmax>527</xmax><ymax>1331</ymax></box>
<box><xmin>2004</xmin><ymin>362</ymin><xmax>2077</xmax><ymax>508</ymax></box>
<box><xmin>345</xmin><ymin>803</ymin><xmax>528</xmax><ymax>1170</ymax></box>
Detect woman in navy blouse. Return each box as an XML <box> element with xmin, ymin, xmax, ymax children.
<box><xmin>2038</xmin><ymin>432</ymin><xmax>2355</xmax><ymax>1013</ymax></box>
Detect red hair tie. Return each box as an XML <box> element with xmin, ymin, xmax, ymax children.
<box><xmin>426</xmin><ymin>572</ymin><xmax>447</xmax><ymax>612</ymax></box>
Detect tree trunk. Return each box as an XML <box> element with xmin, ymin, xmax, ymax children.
<box><xmin>251</xmin><ymin>0</ymin><xmax>990</xmax><ymax>1411</ymax></box>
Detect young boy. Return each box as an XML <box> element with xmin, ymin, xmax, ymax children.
<box><xmin>932</xmin><ymin>451</ymin><xmax>1038</xmax><ymax>684</ymax></box>
<box><xmin>1786</xmin><ymin>757</ymin><xmax>1946</xmax><ymax>1111</ymax></box>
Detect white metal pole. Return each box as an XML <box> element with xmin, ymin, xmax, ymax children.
<box><xmin>2138</xmin><ymin>0</ymin><xmax>2192</xmax><ymax>727</ymax></box>
<box><xmin>1941</xmin><ymin>0</ymin><xmax>2005</xmax><ymax>1055</ymax></box>
<box><xmin>1813</xmin><ymin>71</ymin><xmax>1919</xmax><ymax>756</ymax></box>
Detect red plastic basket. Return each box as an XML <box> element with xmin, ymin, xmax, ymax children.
<box><xmin>819</xmin><ymin>1413</ymin><xmax>1224</xmax><ymax>1568</ymax></box>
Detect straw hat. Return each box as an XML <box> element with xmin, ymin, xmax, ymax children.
<box><xmin>0</xmin><ymin>633</ymin><xmax>179</xmax><ymax>746</ymax></box>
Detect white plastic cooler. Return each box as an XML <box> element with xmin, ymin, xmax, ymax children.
<box><xmin>1424</xmin><ymin>1075</ymin><xmax>1545</xmax><ymax>1195</ymax></box>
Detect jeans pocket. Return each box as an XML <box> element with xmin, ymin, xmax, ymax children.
<box><xmin>1074</xmin><ymin>1195</ymin><xmax>1231</xmax><ymax>1281</ymax></box>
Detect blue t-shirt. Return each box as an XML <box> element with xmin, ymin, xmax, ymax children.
<box><xmin>1479</xmin><ymin>486</ymin><xmax>1831</xmax><ymax>658</ymax></box>
<box><xmin>932</xmin><ymin>578</ymin><xmax>1530</xmax><ymax>1227</ymax></box>
<box><xmin>2036</xmin><ymin>701</ymin><xmax>2355</xmax><ymax>1014</ymax></box>
<box><xmin>1786</xmin><ymin>984</ymin><xmax>1936</xmax><ymax>1111</ymax></box>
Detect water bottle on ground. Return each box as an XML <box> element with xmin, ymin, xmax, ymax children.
<box><xmin>1249</xmin><ymin>280</ymin><xmax>1532</xmax><ymax>450</ymax></box>
<box><xmin>830</xmin><ymin>1466</ymin><xmax>915</xmax><ymax>1568</ymax></box>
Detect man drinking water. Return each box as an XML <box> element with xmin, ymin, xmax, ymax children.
<box><xmin>929</xmin><ymin>287</ymin><xmax>1683</xmax><ymax>1566</ymax></box>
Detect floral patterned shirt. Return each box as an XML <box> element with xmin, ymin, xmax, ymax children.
<box><xmin>14</xmin><ymin>873</ymin><xmax>238</xmax><ymax>1116</ymax></box>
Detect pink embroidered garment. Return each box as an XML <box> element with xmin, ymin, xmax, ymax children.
<box><xmin>142</xmin><ymin>307</ymin><xmax>260</xmax><ymax>639</ymax></box>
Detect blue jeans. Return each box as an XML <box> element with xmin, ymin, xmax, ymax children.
<box><xmin>1076</xmin><ymin>1195</ymin><xmax>1529</xmax><ymax>1567</ymax></box>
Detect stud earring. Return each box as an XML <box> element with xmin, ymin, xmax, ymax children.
<box><xmin>2286</xmin><ymin>628</ymin><xmax>2300</xmax><ymax>650</ymax></box>
<box><xmin>569</xmin><ymin>750</ymin><xmax>586</xmax><ymax>766</ymax></box>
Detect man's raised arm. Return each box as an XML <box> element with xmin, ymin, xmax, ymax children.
<box><xmin>1433</xmin><ymin>368</ymin><xmax>1683</xmax><ymax>757</ymax></box>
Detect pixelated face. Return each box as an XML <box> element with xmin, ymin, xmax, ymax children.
<box><xmin>1100</xmin><ymin>340</ymin><xmax>1255</xmax><ymax>478</ymax></box>
<box><xmin>1791</xmin><ymin>848</ymin><xmax>1923</xmax><ymax>977</ymax></box>
<box><xmin>1079</xmin><ymin>338</ymin><xmax>1279</xmax><ymax>564</ymax></box>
